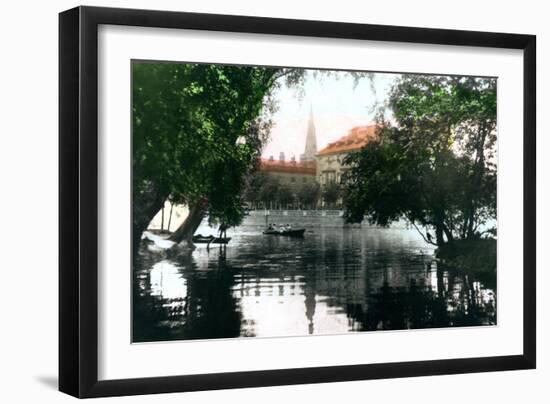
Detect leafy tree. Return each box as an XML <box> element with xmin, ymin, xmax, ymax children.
<box><xmin>343</xmin><ymin>75</ymin><xmax>496</xmax><ymax>247</ymax></box>
<box><xmin>276</xmin><ymin>183</ymin><xmax>295</xmax><ymax>208</ymax></box>
<box><xmin>257</xmin><ymin>176</ymin><xmax>281</xmax><ymax>209</ymax></box>
<box><xmin>243</xmin><ymin>171</ymin><xmax>270</xmax><ymax>208</ymax></box>
<box><xmin>322</xmin><ymin>181</ymin><xmax>342</xmax><ymax>208</ymax></box>
<box><xmin>296</xmin><ymin>182</ymin><xmax>320</xmax><ymax>209</ymax></box>
<box><xmin>132</xmin><ymin>62</ymin><xmax>304</xmax><ymax>253</ymax></box>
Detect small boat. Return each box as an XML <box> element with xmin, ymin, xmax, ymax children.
<box><xmin>263</xmin><ymin>228</ymin><xmax>306</xmax><ymax>237</ymax></box>
<box><xmin>192</xmin><ymin>234</ymin><xmax>232</xmax><ymax>244</ymax></box>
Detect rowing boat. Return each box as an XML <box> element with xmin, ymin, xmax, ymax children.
<box><xmin>192</xmin><ymin>234</ymin><xmax>232</xmax><ymax>244</ymax></box>
<box><xmin>262</xmin><ymin>228</ymin><xmax>306</xmax><ymax>237</ymax></box>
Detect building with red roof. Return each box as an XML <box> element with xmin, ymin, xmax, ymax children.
<box><xmin>255</xmin><ymin>117</ymin><xmax>380</xmax><ymax>208</ymax></box>
<box><xmin>259</xmin><ymin>154</ymin><xmax>317</xmax><ymax>187</ymax></box>
<box><xmin>316</xmin><ymin>125</ymin><xmax>380</xmax><ymax>185</ymax></box>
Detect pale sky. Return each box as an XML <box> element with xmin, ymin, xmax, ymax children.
<box><xmin>262</xmin><ymin>71</ymin><xmax>398</xmax><ymax>159</ymax></box>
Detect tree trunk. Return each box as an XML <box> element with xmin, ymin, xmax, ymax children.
<box><xmin>160</xmin><ymin>205</ymin><xmax>165</xmax><ymax>230</ymax></box>
<box><xmin>433</xmin><ymin>208</ymin><xmax>449</xmax><ymax>247</ymax></box>
<box><xmin>443</xmin><ymin>225</ymin><xmax>454</xmax><ymax>244</ymax></box>
<box><xmin>466</xmin><ymin>127</ymin><xmax>489</xmax><ymax>239</ymax></box>
<box><xmin>169</xmin><ymin>200</ymin><xmax>208</xmax><ymax>244</ymax></box>
<box><xmin>167</xmin><ymin>202</ymin><xmax>174</xmax><ymax>231</ymax></box>
<box><xmin>133</xmin><ymin>182</ymin><xmax>168</xmax><ymax>259</ymax></box>
<box><xmin>435</xmin><ymin>226</ymin><xmax>445</xmax><ymax>247</ymax></box>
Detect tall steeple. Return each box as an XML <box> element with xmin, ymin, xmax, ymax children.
<box><xmin>303</xmin><ymin>105</ymin><xmax>317</xmax><ymax>161</ymax></box>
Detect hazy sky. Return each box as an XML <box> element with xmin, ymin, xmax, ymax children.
<box><xmin>262</xmin><ymin>71</ymin><xmax>398</xmax><ymax>159</ymax></box>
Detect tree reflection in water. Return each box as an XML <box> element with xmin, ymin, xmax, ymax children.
<box><xmin>133</xmin><ymin>252</ymin><xmax>242</xmax><ymax>342</ymax></box>
<box><xmin>133</xmin><ymin>228</ymin><xmax>496</xmax><ymax>342</ymax></box>
<box><xmin>347</xmin><ymin>266</ymin><xmax>496</xmax><ymax>332</ymax></box>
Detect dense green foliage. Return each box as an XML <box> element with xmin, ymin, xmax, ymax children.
<box><xmin>132</xmin><ymin>63</ymin><xmax>307</xmax><ymax>249</ymax></box>
<box><xmin>134</xmin><ymin>62</ymin><xmax>275</xmax><ymax>215</ymax></box>
<box><xmin>343</xmin><ymin>75</ymin><xmax>497</xmax><ymax>246</ymax></box>
<box><xmin>296</xmin><ymin>182</ymin><xmax>321</xmax><ymax>209</ymax></box>
<box><xmin>322</xmin><ymin>181</ymin><xmax>342</xmax><ymax>208</ymax></box>
<box><xmin>244</xmin><ymin>172</ymin><xmax>321</xmax><ymax>209</ymax></box>
<box><xmin>244</xmin><ymin>171</ymin><xmax>273</xmax><ymax>208</ymax></box>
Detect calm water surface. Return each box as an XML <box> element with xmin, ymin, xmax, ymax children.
<box><xmin>133</xmin><ymin>226</ymin><xmax>496</xmax><ymax>342</ymax></box>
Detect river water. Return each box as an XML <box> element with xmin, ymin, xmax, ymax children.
<box><xmin>133</xmin><ymin>226</ymin><xmax>496</xmax><ymax>342</ymax></box>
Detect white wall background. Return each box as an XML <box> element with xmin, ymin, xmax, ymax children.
<box><xmin>0</xmin><ymin>0</ymin><xmax>546</xmax><ymax>402</ymax></box>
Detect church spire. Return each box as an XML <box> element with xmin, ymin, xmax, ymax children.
<box><xmin>303</xmin><ymin>105</ymin><xmax>317</xmax><ymax>161</ymax></box>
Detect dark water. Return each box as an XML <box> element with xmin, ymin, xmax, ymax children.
<box><xmin>133</xmin><ymin>226</ymin><xmax>496</xmax><ymax>342</ymax></box>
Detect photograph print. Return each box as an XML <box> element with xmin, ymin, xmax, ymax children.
<box><xmin>132</xmin><ymin>61</ymin><xmax>497</xmax><ymax>343</ymax></box>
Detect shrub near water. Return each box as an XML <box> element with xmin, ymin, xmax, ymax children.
<box><xmin>436</xmin><ymin>238</ymin><xmax>497</xmax><ymax>290</ymax></box>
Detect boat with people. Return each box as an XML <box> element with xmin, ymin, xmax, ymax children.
<box><xmin>262</xmin><ymin>223</ymin><xmax>306</xmax><ymax>237</ymax></box>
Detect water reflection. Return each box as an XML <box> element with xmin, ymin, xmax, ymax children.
<box><xmin>133</xmin><ymin>227</ymin><xmax>496</xmax><ymax>342</ymax></box>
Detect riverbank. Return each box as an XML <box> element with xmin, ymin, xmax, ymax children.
<box><xmin>147</xmin><ymin>207</ymin><xmax>414</xmax><ymax>232</ymax></box>
<box><xmin>239</xmin><ymin>209</ymin><xmax>411</xmax><ymax>229</ymax></box>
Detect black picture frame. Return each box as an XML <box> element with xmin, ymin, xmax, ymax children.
<box><xmin>59</xmin><ymin>5</ymin><xmax>536</xmax><ymax>398</ymax></box>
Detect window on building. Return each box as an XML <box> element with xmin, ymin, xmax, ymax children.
<box><xmin>323</xmin><ymin>171</ymin><xmax>336</xmax><ymax>184</ymax></box>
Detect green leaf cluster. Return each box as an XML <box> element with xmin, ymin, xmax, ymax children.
<box><xmin>343</xmin><ymin>75</ymin><xmax>497</xmax><ymax>245</ymax></box>
<box><xmin>132</xmin><ymin>62</ymin><xmax>281</xmax><ymax>227</ymax></box>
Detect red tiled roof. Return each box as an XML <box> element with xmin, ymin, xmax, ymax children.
<box><xmin>259</xmin><ymin>159</ymin><xmax>316</xmax><ymax>175</ymax></box>
<box><xmin>317</xmin><ymin>125</ymin><xmax>380</xmax><ymax>156</ymax></box>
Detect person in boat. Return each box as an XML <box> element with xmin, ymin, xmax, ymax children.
<box><xmin>276</xmin><ymin>224</ymin><xmax>288</xmax><ymax>233</ymax></box>
<box><xmin>218</xmin><ymin>223</ymin><xmax>229</xmax><ymax>240</ymax></box>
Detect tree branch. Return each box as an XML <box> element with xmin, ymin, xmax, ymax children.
<box><xmin>410</xmin><ymin>221</ymin><xmax>438</xmax><ymax>246</ymax></box>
